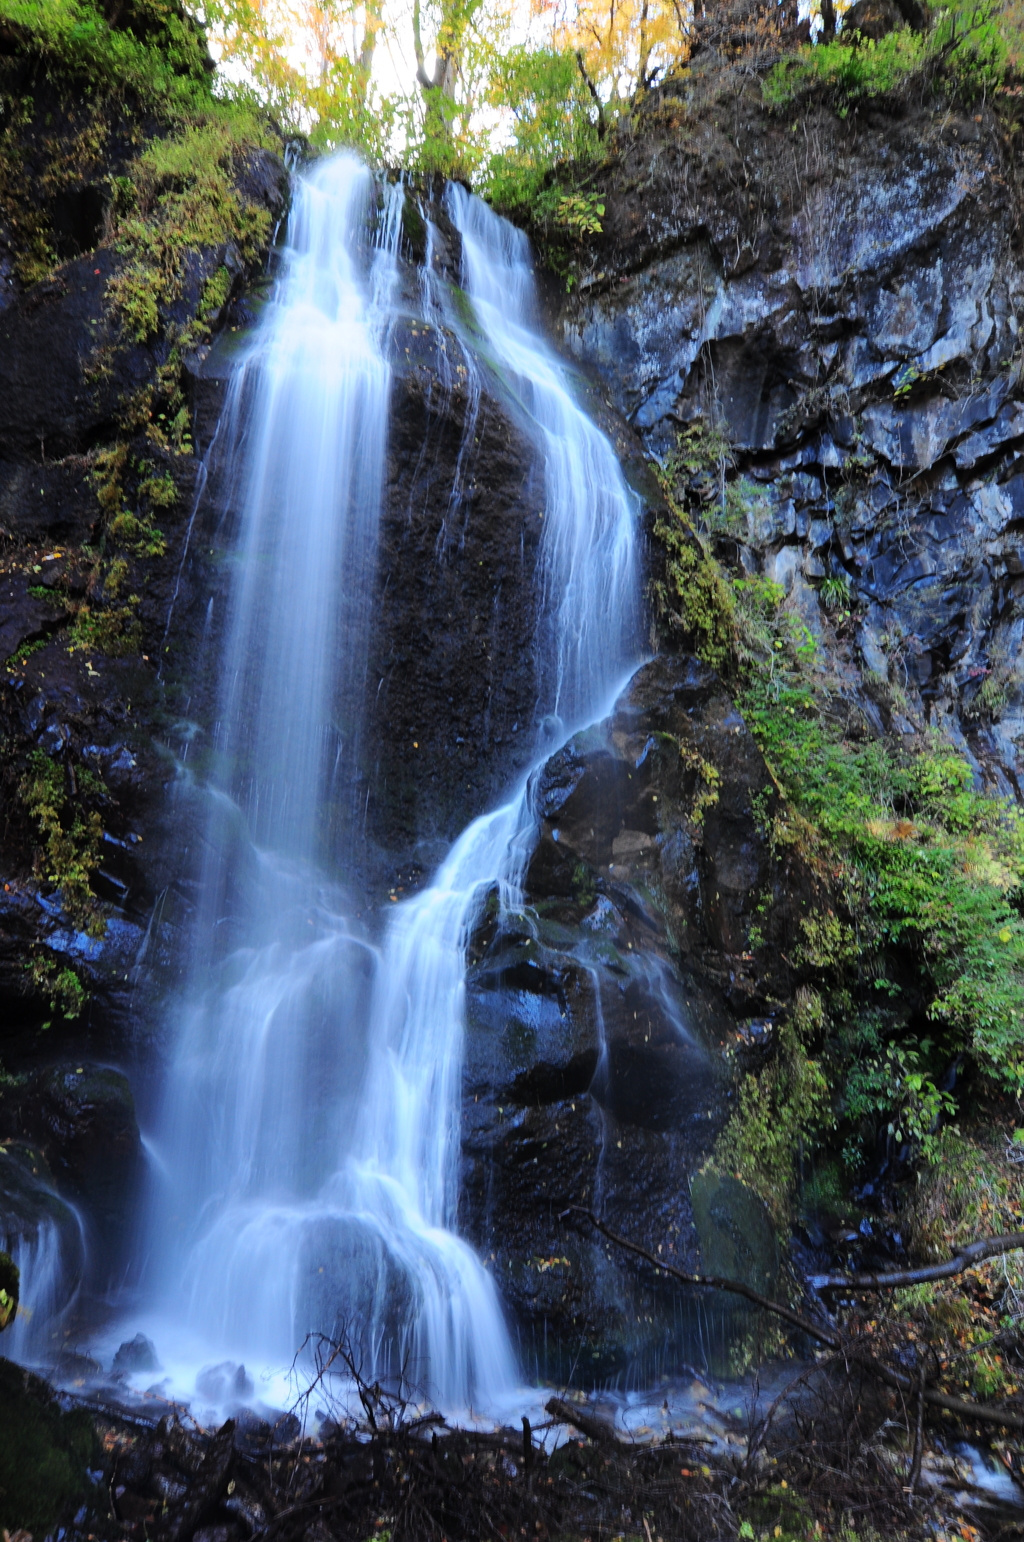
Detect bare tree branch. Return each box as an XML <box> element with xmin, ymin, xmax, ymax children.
<box><xmin>809</xmin><ymin>1232</ymin><xmax>1024</xmax><ymax>1293</ymax></box>
<box><xmin>565</xmin><ymin>1207</ymin><xmax>1024</xmax><ymax>1433</ymax></box>
<box><xmin>574</xmin><ymin>50</ymin><xmax>607</xmax><ymax>138</ymax></box>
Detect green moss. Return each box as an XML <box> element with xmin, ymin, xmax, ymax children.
<box><xmin>651</xmin><ymin>498</ymin><xmax>737</xmax><ymax>672</ymax></box>
<box><xmin>715</xmin><ymin>990</ymin><xmax>831</xmax><ymax>1221</ymax></box>
<box><xmin>137</xmin><ymin>469</ymin><xmax>177</xmax><ymax>508</ymax></box>
<box><xmin>109</xmin><ymin>508</ymin><xmax>166</xmax><ymax>557</ymax></box>
<box><xmin>108</xmin><ymin>112</ymin><xmax>275</xmax><ymax>345</ymax></box>
<box><xmin>69</xmin><ymin>596</ymin><xmax>143</xmax><ymax>654</ymax></box>
<box><xmin>0</xmin><ymin>1358</ymin><xmax>99</xmax><ymax>1535</ymax></box>
<box><xmin>0</xmin><ymin>1253</ymin><xmax>18</xmax><ymax>1332</ymax></box>
<box><xmin>19</xmin><ymin>750</ymin><xmax>106</xmax><ymax>934</ymax></box>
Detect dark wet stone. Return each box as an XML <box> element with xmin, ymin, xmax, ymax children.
<box><xmin>195</xmin><ymin>1362</ymin><xmax>254</xmax><ymax>1403</ymax></box>
<box><xmin>112</xmin><ymin>1332</ymin><xmax>161</xmax><ymax>1374</ymax></box>
<box><xmin>25</xmin><ymin>1064</ymin><xmax>141</xmax><ymax>1247</ymax></box>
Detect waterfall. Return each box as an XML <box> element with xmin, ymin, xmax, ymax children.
<box><xmin>134</xmin><ymin>154</ymin><xmax>642</xmax><ymax>1415</ymax></box>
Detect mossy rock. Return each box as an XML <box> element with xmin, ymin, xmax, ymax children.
<box><xmin>0</xmin><ymin>1358</ymin><xmax>100</xmax><ymax>1534</ymax></box>
<box><xmin>0</xmin><ymin>1252</ymin><xmax>18</xmax><ymax>1332</ymax></box>
<box><xmin>690</xmin><ymin>1169</ymin><xmax>779</xmax><ymax>1298</ymax></box>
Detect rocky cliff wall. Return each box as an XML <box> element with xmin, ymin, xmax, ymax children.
<box><xmin>560</xmin><ymin>83</ymin><xmax>1024</xmax><ymax>794</ymax></box>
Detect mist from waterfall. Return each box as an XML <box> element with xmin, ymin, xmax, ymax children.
<box><xmin>130</xmin><ymin>153</ymin><xmax>642</xmax><ymax>1415</ymax></box>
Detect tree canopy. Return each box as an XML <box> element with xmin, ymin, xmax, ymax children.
<box><xmin>185</xmin><ymin>0</ymin><xmax>694</xmax><ymax>177</ymax></box>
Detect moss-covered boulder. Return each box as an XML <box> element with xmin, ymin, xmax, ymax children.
<box><xmin>0</xmin><ymin>1357</ymin><xmax>100</xmax><ymax>1534</ymax></box>
<box><xmin>0</xmin><ymin>1251</ymin><xmax>18</xmax><ymax>1331</ymax></box>
<box><xmin>690</xmin><ymin>1169</ymin><xmax>779</xmax><ymax>1297</ymax></box>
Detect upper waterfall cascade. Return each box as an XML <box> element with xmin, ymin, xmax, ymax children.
<box><xmin>124</xmin><ymin>152</ymin><xmax>643</xmax><ymax>1413</ymax></box>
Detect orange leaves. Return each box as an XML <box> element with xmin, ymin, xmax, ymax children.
<box><xmin>539</xmin><ymin>0</ymin><xmax>693</xmax><ymax>106</ymax></box>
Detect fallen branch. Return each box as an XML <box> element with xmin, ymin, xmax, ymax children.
<box><xmin>545</xmin><ymin>1397</ymin><xmax>624</xmax><ymax>1448</ymax></box>
<box><xmin>809</xmin><ymin>1232</ymin><xmax>1024</xmax><ymax>1293</ymax></box>
<box><xmin>565</xmin><ymin>1207</ymin><xmax>1024</xmax><ymax>1434</ymax></box>
<box><xmin>564</xmin><ymin>1206</ymin><xmax>841</xmax><ymax>1347</ymax></box>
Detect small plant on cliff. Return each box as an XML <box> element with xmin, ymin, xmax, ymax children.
<box><xmin>19</xmin><ymin>751</ymin><xmax>106</xmax><ymax>935</ymax></box>
<box><xmin>714</xmin><ymin>987</ymin><xmax>832</xmax><ymax>1220</ymax></box>
<box><xmin>763</xmin><ymin>0</ymin><xmax>1009</xmax><ymax>113</ymax></box>
<box><xmin>651</xmin><ymin>490</ymin><xmax>737</xmax><ymax>672</ymax></box>
<box><xmin>26</xmin><ymin>955</ymin><xmax>88</xmax><ymax>1024</ymax></box>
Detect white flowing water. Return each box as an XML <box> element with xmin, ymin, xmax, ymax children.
<box><xmin>131</xmin><ymin>156</ymin><xmax>642</xmax><ymax>1415</ymax></box>
<box><xmin>3</xmin><ymin>1225</ymin><xmax>79</xmax><ymax>1363</ymax></box>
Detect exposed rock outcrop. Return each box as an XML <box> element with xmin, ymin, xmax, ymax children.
<box><xmin>460</xmin><ymin>656</ymin><xmax>814</xmax><ymax>1377</ymax></box>
<box><xmin>560</xmin><ymin>87</ymin><xmax>1024</xmax><ymax>794</ymax></box>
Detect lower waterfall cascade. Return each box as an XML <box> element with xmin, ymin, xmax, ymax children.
<box><xmin>104</xmin><ymin>152</ymin><xmax>645</xmax><ymax>1415</ymax></box>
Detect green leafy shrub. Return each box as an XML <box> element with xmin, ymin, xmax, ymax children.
<box><xmin>0</xmin><ymin>0</ymin><xmax>212</xmax><ymax>108</ymax></box>
<box><xmin>763</xmin><ymin>0</ymin><xmax>1008</xmax><ymax>112</ymax></box>
<box><xmin>483</xmin><ymin>47</ymin><xmax>602</xmax><ymax>215</ymax></box>
<box><xmin>26</xmin><ymin>956</ymin><xmax>88</xmax><ymax>1022</ymax></box>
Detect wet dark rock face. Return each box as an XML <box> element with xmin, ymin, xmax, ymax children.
<box><xmin>0</xmin><ymin>107</ymin><xmax>288</xmax><ymax>1308</ymax></box>
<box><xmin>0</xmin><ymin>1064</ymin><xmax>141</xmax><ymax>1289</ymax></box>
<box><xmin>560</xmin><ymin>91</ymin><xmax>1024</xmax><ymax>793</ymax></box>
<box><xmin>364</xmin><ymin>308</ymin><xmax>546</xmax><ymax>861</ymax></box>
<box><xmin>460</xmin><ymin>656</ymin><xmax>808</xmax><ymax>1379</ymax></box>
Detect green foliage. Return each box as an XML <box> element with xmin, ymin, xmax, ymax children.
<box><xmin>108</xmin><ymin>112</ymin><xmax>274</xmax><ymax>346</ymax></box>
<box><xmin>109</xmin><ymin>509</ymin><xmax>167</xmax><ymax>557</ymax></box>
<box><xmin>69</xmin><ymin>596</ymin><xmax>144</xmax><ymax>654</ymax></box>
<box><xmin>665</xmin><ymin>419</ymin><xmax>734</xmax><ymax>488</ymax></box>
<box><xmin>649</xmin><ymin>488</ymin><xmax>1024</xmax><ymax>1161</ymax></box>
<box><xmin>763</xmin><ymin>27</ymin><xmax>928</xmax><ymax>110</ymax></box>
<box><xmin>26</xmin><ymin>956</ymin><xmax>88</xmax><ymax>1022</ymax></box>
<box><xmin>5</xmin><ymin>634</ymin><xmax>51</xmax><ymax>669</ymax></box>
<box><xmin>0</xmin><ymin>0</ymin><xmax>213</xmax><ymax>108</ymax></box>
<box><xmin>0</xmin><ymin>1359</ymin><xmax>99</xmax><ymax>1535</ymax></box>
<box><xmin>763</xmin><ymin>0</ymin><xmax>1009</xmax><ymax>112</ymax></box>
<box><xmin>483</xmin><ymin>47</ymin><xmax>602</xmax><ymax>213</ymax></box>
<box><xmin>651</xmin><ymin>496</ymin><xmax>737</xmax><ymax>672</ymax></box>
<box><xmin>715</xmin><ymin>989</ymin><xmax>832</xmax><ymax>1220</ymax></box>
<box><xmin>19</xmin><ymin>751</ymin><xmax>106</xmax><ymax>935</ymax></box>
<box><xmin>819</xmin><ymin>573</ymin><xmax>852</xmax><ymax>612</ymax></box>
<box><xmin>729</xmin><ymin>568</ymin><xmax>1024</xmax><ymax>1111</ymax></box>
<box><xmin>843</xmin><ymin>1027</ymin><xmax>957</xmax><ymax>1161</ymax></box>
